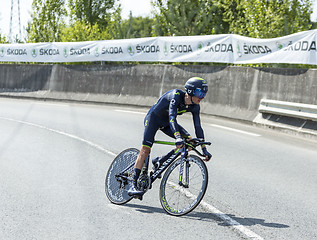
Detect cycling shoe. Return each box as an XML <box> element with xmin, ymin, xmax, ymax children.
<box><xmin>127</xmin><ymin>181</ymin><xmax>144</xmax><ymax>197</ymax></box>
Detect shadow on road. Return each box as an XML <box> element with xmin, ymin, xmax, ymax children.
<box><xmin>187</xmin><ymin>212</ymin><xmax>290</xmax><ymax>229</ymax></box>
<box><xmin>124</xmin><ymin>203</ymin><xmax>289</xmax><ymax>229</ymax></box>
<box><xmin>125</xmin><ymin>203</ymin><xmax>166</xmax><ymax>215</ymax></box>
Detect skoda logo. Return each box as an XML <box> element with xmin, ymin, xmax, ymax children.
<box><xmin>276</xmin><ymin>42</ymin><xmax>284</xmax><ymax>50</ymax></box>
<box><xmin>236</xmin><ymin>42</ymin><xmax>242</xmax><ymax>57</ymax></box>
<box><xmin>0</xmin><ymin>47</ymin><xmax>4</xmax><ymax>57</ymax></box>
<box><xmin>31</xmin><ymin>49</ymin><xmax>37</xmax><ymax>58</ymax></box>
<box><xmin>95</xmin><ymin>47</ymin><xmax>99</xmax><ymax>57</ymax></box>
<box><xmin>63</xmin><ymin>47</ymin><xmax>68</xmax><ymax>58</ymax></box>
<box><xmin>197</xmin><ymin>42</ymin><xmax>204</xmax><ymax>55</ymax></box>
<box><xmin>128</xmin><ymin>45</ymin><xmax>134</xmax><ymax>56</ymax></box>
<box><xmin>164</xmin><ymin>43</ymin><xmax>168</xmax><ymax>56</ymax></box>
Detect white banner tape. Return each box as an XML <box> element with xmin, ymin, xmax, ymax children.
<box><xmin>1</xmin><ymin>30</ymin><xmax>317</xmax><ymax>64</ymax></box>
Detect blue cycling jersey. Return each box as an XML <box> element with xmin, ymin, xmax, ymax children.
<box><xmin>142</xmin><ymin>89</ymin><xmax>204</xmax><ymax>148</ymax></box>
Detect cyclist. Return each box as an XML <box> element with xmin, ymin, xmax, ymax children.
<box><xmin>128</xmin><ymin>77</ymin><xmax>212</xmax><ymax>197</ymax></box>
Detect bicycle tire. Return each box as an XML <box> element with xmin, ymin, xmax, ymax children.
<box><xmin>159</xmin><ymin>155</ymin><xmax>208</xmax><ymax>216</ymax></box>
<box><xmin>105</xmin><ymin>148</ymin><xmax>139</xmax><ymax>205</ymax></box>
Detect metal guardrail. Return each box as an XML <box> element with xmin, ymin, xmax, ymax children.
<box><xmin>259</xmin><ymin>99</ymin><xmax>317</xmax><ymax>122</ymax></box>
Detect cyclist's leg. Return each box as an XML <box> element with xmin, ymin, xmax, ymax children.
<box><xmin>128</xmin><ymin>113</ymin><xmax>159</xmax><ymax>196</ymax></box>
<box><xmin>134</xmin><ymin>113</ymin><xmax>159</xmax><ymax>169</ymax></box>
<box><xmin>134</xmin><ymin>146</ymin><xmax>150</xmax><ymax>169</ymax></box>
<box><xmin>161</xmin><ymin>124</ymin><xmax>191</xmax><ymax>139</ymax></box>
<box><xmin>154</xmin><ymin>125</ymin><xmax>190</xmax><ymax>167</ymax></box>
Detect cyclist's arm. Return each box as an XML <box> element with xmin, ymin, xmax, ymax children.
<box><xmin>192</xmin><ymin>105</ymin><xmax>205</xmax><ymax>140</ymax></box>
<box><xmin>192</xmin><ymin>106</ymin><xmax>212</xmax><ymax>160</ymax></box>
<box><xmin>168</xmin><ymin>90</ymin><xmax>181</xmax><ymax>138</ymax></box>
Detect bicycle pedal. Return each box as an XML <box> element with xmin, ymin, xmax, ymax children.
<box><xmin>134</xmin><ymin>195</ymin><xmax>143</xmax><ymax>201</ymax></box>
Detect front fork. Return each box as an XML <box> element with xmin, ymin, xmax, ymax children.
<box><xmin>179</xmin><ymin>146</ymin><xmax>190</xmax><ymax>188</ymax></box>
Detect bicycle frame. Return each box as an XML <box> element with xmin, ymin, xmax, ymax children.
<box><xmin>115</xmin><ymin>139</ymin><xmax>209</xmax><ymax>192</ymax></box>
<box><xmin>150</xmin><ymin>145</ymin><xmax>181</xmax><ymax>183</ymax></box>
<box><xmin>106</xmin><ymin>138</ymin><xmax>211</xmax><ymax>214</ymax></box>
<box><xmin>115</xmin><ymin>140</ymin><xmax>187</xmax><ymax>188</ymax></box>
<box><xmin>151</xmin><ymin>139</ymin><xmax>207</xmax><ymax>186</ymax></box>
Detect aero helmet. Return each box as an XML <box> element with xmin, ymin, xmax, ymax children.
<box><xmin>185</xmin><ymin>77</ymin><xmax>208</xmax><ymax>99</ymax></box>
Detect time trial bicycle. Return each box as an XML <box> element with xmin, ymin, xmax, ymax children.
<box><xmin>105</xmin><ymin>138</ymin><xmax>211</xmax><ymax>216</ymax></box>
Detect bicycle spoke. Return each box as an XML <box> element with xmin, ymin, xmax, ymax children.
<box><xmin>160</xmin><ymin>155</ymin><xmax>208</xmax><ymax>216</ymax></box>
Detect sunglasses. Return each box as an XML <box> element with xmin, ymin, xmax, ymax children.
<box><xmin>193</xmin><ymin>89</ymin><xmax>206</xmax><ymax>99</ymax></box>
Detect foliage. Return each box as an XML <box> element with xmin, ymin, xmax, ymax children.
<box><xmin>68</xmin><ymin>0</ymin><xmax>116</xmax><ymax>30</ymax></box>
<box><xmin>282</xmin><ymin>0</ymin><xmax>313</xmax><ymax>35</ymax></box>
<box><xmin>152</xmin><ymin>0</ymin><xmax>312</xmax><ymax>38</ymax></box>
<box><xmin>26</xmin><ymin>0</ymin><xmax>313</xmax><ymax>42</ymax></box>
<box><xmin>121</xmin><ymin>13</ymin><xmax>155</xmax><ymax>38</ymax></box>
<box><xmin>215</xmin><ymin>0</ymin><xmax>313</xmax><ymax>38</ymax></box>
<box><xmin>0</xmin><ymin>34</ymin><xmax>8</xmax><ymax>43</ymax></box>
<box><xmin>61</xmin><ymin>20</ymin><xmax>111</xmax><ymax>42</ymax></box>
<box><xmin>152</xmin><ymin>0</ymin><xmax>226</xmax><ymax>36</ymax></box>
<box><xmin>103</xmin><ymin>4</ymin><xmax>125</xmax><ymax>39</ymax></box>
<box><xmin>27</xmin><ymin>0</ymin><xmax>67</xmax><ymax>42</ymax></box>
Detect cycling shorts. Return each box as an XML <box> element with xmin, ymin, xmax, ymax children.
<box><xmin>142</xmin><ymin>112</ymin><xmax>189</xmax><ymax>148</ymax></box>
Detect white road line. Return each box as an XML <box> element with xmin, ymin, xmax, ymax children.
<box><xmin>0</xmin><ymin>116</ymin><xmax>116</xmax><ymax>157</ymax></box>
<box><xmin>210</xmin><ymin>124</ymin><xmax>261</xmax><ymax>137</ymax></box>
<box><xmin>115</xmin><ymin>109</ymin><xmax>146</xmax><ymax>115</ymax></box>
<box><xmin>1</xmin><ymin>116</ymin><xmax>264</xmax><ymax>239</ymax></box>
<box><xmin>199</xmin><ymin>201</ymin><xmax>264</xmax><ymax>240</ymax></box>
<box><xmin>168</xmin><ymin>181</ymin><xmax>264</xmax><ymax>240</ymax></box>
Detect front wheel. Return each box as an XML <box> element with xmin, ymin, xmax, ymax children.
<box><xmin>160</xmin><ymin>155</ymin><xmax>208</xmax><ymax>216</ymax></box>
<box><xmin>105</xmin><ymin>148</ymin><xmax>139</xmax><ymax>205</ymax></box>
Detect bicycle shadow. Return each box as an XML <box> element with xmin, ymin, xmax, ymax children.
<box><xmin>125</xmin><ymin>203</ymin><xmax>166</xmax><ymax>215</ymax></box>
<box><xmin>186</xmin><ymin>212</ymin><xmax>290</xmax><ymax>229</ymax></box>
<box><xmin>124</xmin><ymin>203</ymin><xmax>289</xmax><ymax>229</ymax></box>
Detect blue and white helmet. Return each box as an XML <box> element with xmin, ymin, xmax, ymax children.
<box><xmin>184</xmin><ymin>77</ymin><xmax>208</xmax><ymax>99</ymax></box>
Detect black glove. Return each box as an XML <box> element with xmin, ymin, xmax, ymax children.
<box><xmin>202</xmin><ymin>148</ymin><xmax>212</xmax><ymax>161</ymax></box>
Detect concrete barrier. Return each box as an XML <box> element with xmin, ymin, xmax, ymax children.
<box><xmin>0</xmin><ymin>63</ymin><xmax>317</xmax><ymax>136</ymax></box>
<box><xmin>0</xmin><ymin>64</ymin><xmax>51</xmax><ymax>91</ymax></box>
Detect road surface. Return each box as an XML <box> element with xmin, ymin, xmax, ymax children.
<box><xmin>0</xmin><ymin>98</ymin><xmax>316</xmax><ymax>240</ymax></box>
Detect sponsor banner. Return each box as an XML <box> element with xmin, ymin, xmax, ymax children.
<box><xmin>1</xmin><ymin>29</ymin><xmax>317</xmax><ymax>64</ymax></box>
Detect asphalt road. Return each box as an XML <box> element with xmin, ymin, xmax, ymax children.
<box><xmin>0</xmin><ymin>98</ymin><xmax>316</xmax><ymax>240</ymax></box>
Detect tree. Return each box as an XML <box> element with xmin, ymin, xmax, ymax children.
<box><xmin>68</xmin><ymin>0</ymin><xmax>117</xmax><ymax>30</ymax></box>
<box><xmin>105</xmin><ymin>9</ymin><xmax>155</xmax><ymax>39</ymax></box>
<box><xmin>282</xmin><ymin>0</ymin><xmax>312</xmax><ymax>35</ymax></box>
<box><xmin>216</xmin><ymin>0</ymin><xmax>313</xmax><ymax>38</ymax></box>
<box><xmin>153</xmin><ymin>0</ymin><xmax>312</xmax><ymax>38</ymax></box>
<box><xmin>103</xmin><ymin>4</ymin><xmax>126</xmax><ymax>39</ymax></box>
<box><xmin>60</xmin><ymin>20</ymin><xmax>111</xmax><ymax>42</ymax></box>
<box><xmin>27</xmin><ymin>0</ymin><xmax>67</xmax><ymax>42</ymax></box>
<box><xmin>152</xmin><ymin>0</ymin><xmax>225</xmax><ymax>36</ymax></box>
<box><xmin>311</xmin><ymin>21</ymin><xmax>317</xmax><ymax>29</ymax></box>
<box><xmin>0</xmin><ymin>34</ymin><xmax>8</xmax><ymax>43</ymax></box>
<box><xmin>121</xmin><ymin>13</ymin><xmax>155</xmax><ymax>38</ymax></box>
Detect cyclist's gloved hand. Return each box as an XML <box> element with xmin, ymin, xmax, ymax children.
<box><xmin>175</xmin><ymin>137</ymin><xmax>184</xmax><ymax>149</ymax></box>
<box><xmin>202</xmin><ymin>148</ymin><xmax>212</xmax><ymax>161</ymax></box>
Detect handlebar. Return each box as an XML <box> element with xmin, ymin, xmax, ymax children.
<box><xmin>153</xmin><ymin>138</ymin><xmax>211</xmax><ymax>157</ymax></box>
<box><xmin>185</xmin><ymin>138</ymin><xmax>211</xmax><ymax>147</ymax></box>
<box><xmin>185</xmin><ymin>138</ymin><xmax>211</xmax><ymax>157</ymax></box>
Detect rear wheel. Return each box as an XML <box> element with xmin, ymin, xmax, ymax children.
<box><xmin>105</xmin><ymin>148</ymin><xmax>139</xmax><ymax>205</ymax></box>
<box><xmin>160</xmin><ymin>155</ymin><xmax>208</xmax><ymax>216</ymax></box>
